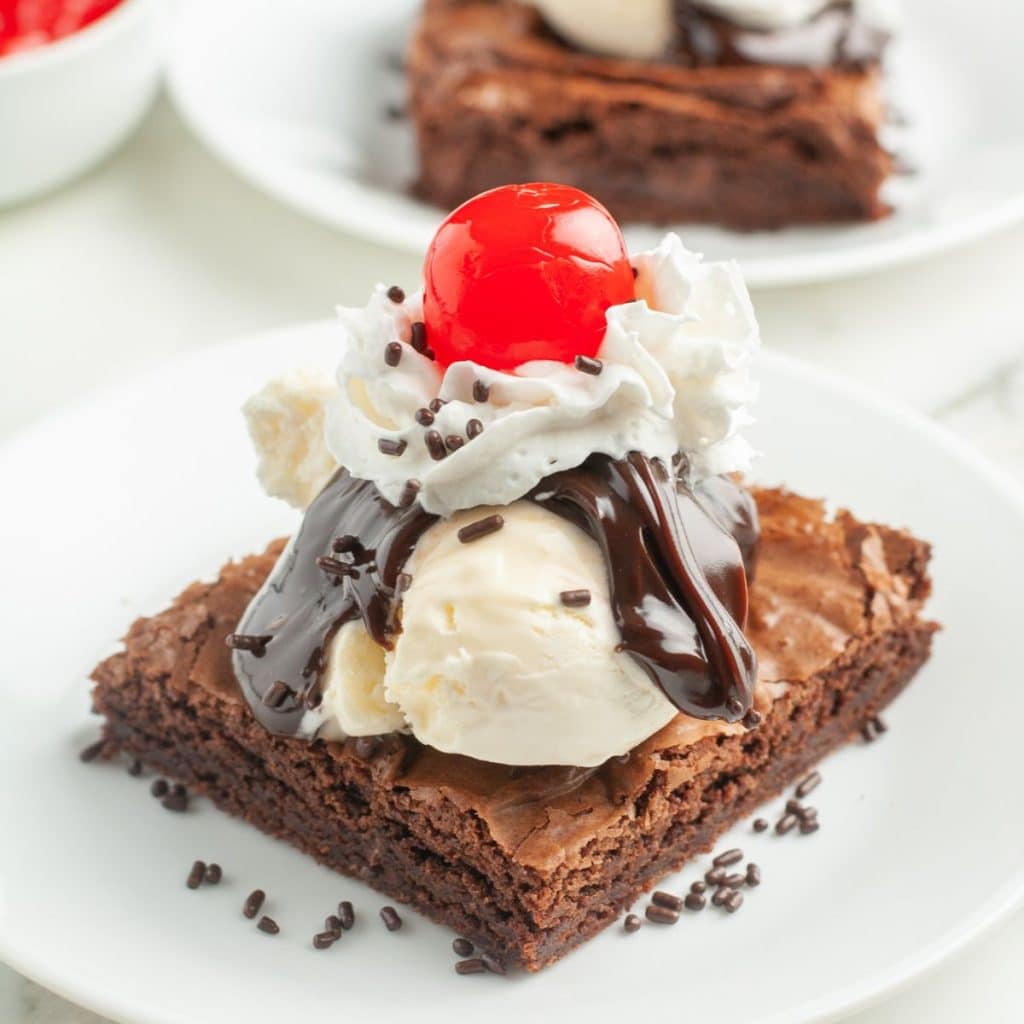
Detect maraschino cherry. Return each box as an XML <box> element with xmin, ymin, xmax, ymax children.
<box><xmin>423</xmin><ymin>183</ymin><xmax>635</xmax><ymax>371</ymax></box>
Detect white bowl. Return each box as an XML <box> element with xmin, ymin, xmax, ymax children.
<box><xmin>0</xmin><ymin>0</ymin><xmax>162</xmax><ymax>207</ymax></box>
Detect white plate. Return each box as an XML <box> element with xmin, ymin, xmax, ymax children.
<box><xmin>165</xmin><ymin>0</ymin><xmax>1024</xmax><ymax>287</ymax></box>
<box><xmin>2</xmin><ymin>322</ymin><xmax>1023</xmax><ymax>1024</ymax></box>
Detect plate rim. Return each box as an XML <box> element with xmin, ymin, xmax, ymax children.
<box><xmin>2</xmin><ymin>322</ymin><xmax>1024</xmax><ymax>1023</ymax></box>
<box><xmin>163</xmin><ymin>0</ymin><xmax>1024</xmax><ymax>290</ymax></box>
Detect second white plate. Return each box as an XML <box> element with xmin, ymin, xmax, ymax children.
<box><xmin>166</xmin><ymin>0</ymin><xmax>1024</xmax><ymax>286</ymax></box>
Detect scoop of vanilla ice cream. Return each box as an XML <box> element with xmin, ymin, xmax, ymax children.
<box><xmin>243</xmin><ymin>370</ymin><xmax>338</xmax><ymax>509</ymax></box>
<box><xmin>529</xmin><ymin>0</ymin><xmax>674</xmax><ymax>59</ymax></box>
<box><xmin>310</xmin><ymin>502</ymin><xmax>677</xmax><ymax>766</ymax></box>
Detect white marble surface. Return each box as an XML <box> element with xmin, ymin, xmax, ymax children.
<box><xmin>1</xmin><ymin>97</ymin><xmax>1023</xmax><ymax>1022</ymax></box>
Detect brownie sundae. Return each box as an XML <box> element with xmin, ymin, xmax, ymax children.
<box><xmin>91</xmin><ymin>183</ymin><xmax>935</xmax><ymax>970</ymax></box>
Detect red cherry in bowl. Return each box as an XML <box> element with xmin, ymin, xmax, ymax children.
<box><xmin>423</xmin><ymin>183</ymin><xmax>635</xmax><ymax>371</ymax></box>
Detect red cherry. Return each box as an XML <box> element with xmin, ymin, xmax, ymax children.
<box><xmin>423</xmin><ymin>183</ymin><xmax>635</xmax><ymax>371</ymax></box>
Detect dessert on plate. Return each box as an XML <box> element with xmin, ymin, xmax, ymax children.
<box><xmin>409</xmin><ymin>0</ymin><xmax>899</xmax><ymax>229</ymax></box>
<box><xmin>90</xmin><ymin>183</ymin><xmax>935</xmax><ymax>971</ymax></box>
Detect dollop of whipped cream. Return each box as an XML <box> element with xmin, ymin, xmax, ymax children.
<box><xmin>527</xmin><ymin>0</ymin><xmax>899</xmax><ymax>60</ymax></box>
<box><xmin>305</xmin><ymin>234</ymin><xmax>758</xmax><ymax>518</ymax></box>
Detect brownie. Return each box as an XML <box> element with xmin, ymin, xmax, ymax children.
<box><xmin>408</xmin><ymin>1</ymin><xmax>894</xmax><ymax>229</ymax></box>
<box><xmin>90</xmin><ymin>487</ymin><xmax>935</xmax><ymax>971</ymax></box>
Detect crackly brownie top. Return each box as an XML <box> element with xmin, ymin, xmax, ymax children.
<box><xmin>108</xmin><ymin>487</ymin><xmax>931</xmax><ymax>872</ymax></box>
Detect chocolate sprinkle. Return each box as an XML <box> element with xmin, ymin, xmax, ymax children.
<box><xmin>128</xmin><ymin>758</ymin><xmax>143</xmax><ymax>776</ymax></box>
<box><xmin>429</xmin><ymin>397</ymin><xmax>447</xmax><ymax>413</ymax></box>
<box><xmin>380</xmin><ymin>906</ymin><xmax>402</xmax><ymax>931</ymax></box>
<box><xmin>652</xmin><ymin>891</ymin><xmax>683</xmax><ymax>912</ymax></box>
<box><xmin>742</xmin><ymin>708</ymin><xmax>763</xmax><ymax>729</ymax></box>
<box><xmin>624</xmin><ymin>913</ymin><xmax>642</xmax><ymax>933</ymax></box>
<box><xmin>150</xmin><ymin>779</ymin><xmax>168</xmax><ymax>798</ymax></box>
<box><xmin>316</xmin><ymin>556</ymin><xmax>359</xmax><ymax>579</ymax></box>
<box><xmin>313</xmin><ymin>931</ymin><xmax>336</xmax><ymax>950</ymax></box>
<box><xmin>243</xmin><ymin>890</ymin><xmax>266</xmax><ymax>919</ymax></box>
<box><xmin>690</xmin><ymin>880</ymin><xmax>707</xmax><ymax>894</ymax></box>
<box><xmin>713</xmin><ymin>848</ymin><xmax>743</xmax><ymax>867</ymax></box>
<box><xmin>161</xmin><ymin>790</ymin><xmax>188</xmax><ymax>813</ymax></box>
<box><xmin>399</xmin><ymin>479</ymin><xmax>421</xmax><ymax>507</ymax></box>
<box><xmin>796</xmin><ymin>771</ymin><xmax>822</xmax><ymax>798</ymax></box>
<box><xmin>466</xmin><ymin>418</ymin><xmax>484</xmax><ymax>439</ymax></box>
<box><xmin>560</xmin><ymin>589</ymin><xmax>592</xmax><ymax>608</ymax></box>
<box><xmin>457</xmin><ymin>514</ymin><xmax>504</xmax><ymax>544</ymax></box>
<box><xmin>645</xmin><ymin>904</ymin><xmax>679</xmax><ymax>925</ymax></box>
<box><xmin>746</xmin><ymin>863</ymin><xmax>761</xmax><ymax>887</ymax></box>
<box><xmin>574</xmin><ymin>355</ymin><xmax>603</xmax><ymax>375</ymax></box>
<box><xmin>79</xmin><ymin>739</ymin><xmax>105</xmax><ymax>763</ymax></box>
<box><xmin>186</xmin><ymin>861</ymin><xmax>206</xmax><ymax>890</ymax></box>
<box><xmin>386</xmin><ymin>285</ymin><xmax>405</xmax><ymax>304</ymax></box>
<box><xmin>722</xmin><ymin>873</ymin><xmax>746</xmax><ymax>888</ymax></box>
<box><xmin>456</xmin><ymin>958</ymin><xmax>487</xmax><ymax>975</ymax></box>
<box><xmin>445</xmin><ymin>434</ymin><xmax>465</xmax><ymax>453</ymax></box>
<box><xmin>723</xmin><ymin>891</ymin><xmax>744</xmax><ymax>913</ymax></box>
<box><xmin>775</xmin><ymin>812</ymin><xmax>798</xmax><ymax>835</ymax></box>
<box><xmin>338</xmin><ymin>901</ymin><xmax>355</xmax><ymax>930</ymax></box>
<box><xmin>705</xmin><ymin>867</ymin><xmax>728</xmax><ymax>886</ymax></box>
<box><xmin>262</xmin><ymin>680</ymin><xmax>292</xmax><ymax>709</ymax></box>
<box><xmin>415</xmin><ymin>407</ymin><xmax>435</xmax><ymax>426</ymax></box>
<box><xmin>684</xmin><ymin>892</ymin><xmax>706</xmax><ymax>911</ymax></box>
<box><xmin>225</xmin><ymin>633</ymin><xmax>271</xmax><ymax>657</ymax></box>
<box><xmin>384</xmin><ymin>342</ymin><xmax>403</xmax><ymax>367</ymax></box>
<box><xmin>472</xmin><ymin>380</ymin><xmax>490</xmax><ymax>402</ymax></box>
<box><xmin>753</xmin><ymin>818</ymin><xmax>769</xmax><ymax>833</ymax></box>
<box><xmin>378</xmin><ymin>438</ymin><xmax>408</xmax><ymax>457</ymax></box>
<box><xmin>325</xmin><ymin>915</ymin><xmax>342</xmax><ymax>938</ymax></box>
<box><xmin>800</xmin><ymin>819</ymin><xmax>820</xmax><ymax>835</ymax></box>
<box><xmin>257</xmin><ymin>916</ymin><xmax>280</xmax><ymax>935</ymax></box>
<box><xmin>205</xmin><ymin>863</ymin><xmax>222</xmax><ymax>885</ymax></box>
<box><xmin>453</xmin><ymin>937</ymin><xmax>474</xmax><ymax>957</ymax></box>
<box><xmin>409</xmin><ymin>321</ymin><xmax>428</xmax><ymax>354</ymax></box>
<box><xmin>424</xmin><ymin>430</ymin><xmax>447</xmax><ymax>461</ymax></box>
<box><xmin>711</xmin><ymin>887</ymin><xmax>730</xmax><ymax>907</ymax></box>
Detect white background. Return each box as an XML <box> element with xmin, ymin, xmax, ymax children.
<box><xmin>1</xmin><ymin>98</ymin><xmax>1022</xmax><ymax>1021</ymax></box>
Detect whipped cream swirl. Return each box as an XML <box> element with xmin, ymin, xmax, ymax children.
<box><xmin>322</xmin><ymin>234</ymin><xmax>758</xmax><ymax>518</ymax></box>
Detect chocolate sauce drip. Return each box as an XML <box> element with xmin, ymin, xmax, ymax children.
<box><xmin>529</xmin><ymin>453</ymin><xmax>756</xmax><ymax>721</ymax></box>
<box><xmin>672</xmin><ymin>0</ymin><xmax>889</xmax><ymax>68</ymax></box>
<box><xmin>233</xmin><ymin>455</ymin><xmax>759</xmax><ymax>737</ymax></box>
<box><xmin>232</xmin><ymin>470</ymin><xmax>438</xmax><ymax>734</ymax></box>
